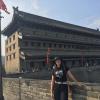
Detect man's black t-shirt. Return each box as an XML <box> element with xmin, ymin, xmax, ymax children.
<box><xmin>52</xmin><ymin>65</ymin><xmax>69</xmax><ymax>82</ymax></box>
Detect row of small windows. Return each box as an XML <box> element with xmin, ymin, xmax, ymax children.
<box><xmin>6</xmin><ymin>35</ymin><xmax>15</xmax><ymax>45</ymax></box>
<box><xmin>31</xmin><ymin>29</ymin><xmax>99</xmax><ymax>43</ymax></box>
<box><xmin>23</xmin><ymin>41</ymin><xmax>94</xmax><ymax>49</ymax></box>
<box><xmin>6</xmin><ymin>44</ymin><xmax>16</xmax><ymax>52</ymax></box>
<box><xmin>23</xmin><ymin>41</ymin><xmax>72</xmax><ymax>48</ymax></box>
<box><xmin>6</xmin><ymin>53</ymin><xmax>16</xmax><ymax>61</ymax></box>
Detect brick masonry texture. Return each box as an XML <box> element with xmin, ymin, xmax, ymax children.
<box><xmin>3</xmin><ymin>78</ymin><xmax>100</xmax><ymax>100</ymax></box>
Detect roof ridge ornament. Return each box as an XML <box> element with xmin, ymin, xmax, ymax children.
<box><xmin>13</xmin><ymin>6</ymin><xmax>19</xmax><ymax>14</ymax></box>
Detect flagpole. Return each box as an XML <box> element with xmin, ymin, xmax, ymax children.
<box><xmin>0</xmin><ymin>9</ymin><xmax>4</xmax><ymax>100</ymax></box>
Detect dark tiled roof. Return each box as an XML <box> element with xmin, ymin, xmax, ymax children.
<box><xmin>2</xmin><ymin>7</ymin><xmax>100</xmax><ymax>36</ymax></box>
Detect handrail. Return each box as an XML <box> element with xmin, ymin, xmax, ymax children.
<box><xmin>67</xmin><ymin>81</ymin><xmax>100</xmax><ymax>86</ymax></box>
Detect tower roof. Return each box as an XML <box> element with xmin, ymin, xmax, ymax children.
<box><xmin>2</xmin><ymin>7</ymin><xmax>100</xmax><ymax>37</ymax></box>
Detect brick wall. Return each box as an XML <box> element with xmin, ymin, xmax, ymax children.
<box><xmin>3</xmin><ymin>78</ymin><xmax>51</xmax><ymax>100</ymax></box>
<box><xmin>3</xmin><ymin>78</ymin><xmax>100</xmax><ymax>100</ymax></box>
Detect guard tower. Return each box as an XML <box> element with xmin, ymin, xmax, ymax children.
<box><xmin>2</xmin><ymin>7</ymin><xmax>100</xmax><ymax>74</ymax></box>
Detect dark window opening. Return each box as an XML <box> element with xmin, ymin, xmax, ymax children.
<box><xmin>49</xmin><ymin>43</ymin><xmax>52</xmax><ymax>47</ymax></box>
<box><xmin>37</xmin><ymin>42</ymin><xmax>41</xmax><ymax>47</ymax></box>
<box><xmin>6</xmin><ymin>48</ymin><xmax>8</xmax><ymax>52</ymax></box>
<box><xmin>31</xmin><ymin>42</ymin><xmax>34</xmax><ymax>46</ymax></box>
<box><xmin>24</xmin><ymin>41</ymin><xmax>28</xmax><ymax>46</ymax></box>
<box><xmin>64</xmin><ymin>44</ymin><xmax>66</xmax><ymax>48</ymax></box>
<box><xmin>30</xmin><ymin>62</ymin><xmax>34</xmax><ymax>67</ymax></box>
<box><xmin>59</xmin><ymin>44</ymin><xmax>62</xmax><ymax>48</ymax></box>
<box><xmin>9</xmin><ymin>46</ymin><xmax>11</xmax><ymax>51</ymax></box>
<box><xmin>9</xmin><ymin>55</ymin><xmax>11</xmax><ymax>60</ymax></box>
<box><xmin>43</xmin><ymin>43</ymin><xmax>46</xmax><ymax>47</ymax></box>
<box><xmin>9</xmin><ymin>38</ymin><xmax>11</xmax><ymax>43</ymax></box>
<box><xmin>13</xmin><ymin>53</ymin><xmax>16</xmax><ymax>59</ymax></box>
<box><xmin>54</xmin><ymin>44</ymin><xmax>57</xmax><ymax>47</ymax></box>
<box><xmin>13</xmin><ymin>44</ymin><xmax>15</xmax><ymax>49</ymax></box>
<box><xmin>13</xmin><ymin>35</ymin><xmax>15</xmax><ymax>40</ymax></box>
<box><xmin>6</xmin><ymin>56</ymin><xmax>8</xmax><ymax>61</ymax></box>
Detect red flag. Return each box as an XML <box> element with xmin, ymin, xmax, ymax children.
<box><xmin>0</xmin><ymin>0</ymin><xmax>10</xmax><ymax>14</ymax></box>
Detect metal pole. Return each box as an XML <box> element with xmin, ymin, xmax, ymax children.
<box><xmin>81</xmin><ymin>50</ymin><xmax>84</xmax><ymax>67</ymax></box>
<box><xmin>0</xmin><ymin>10</ymin><xmax>4</xmax><ymax>100</ymax></box>
<box><xmin>19</xmin><ymin>77</ymin><xmax>22</xmax><ymax>100</ymax></box>
<box><xmin>46</xmin><ymin>48</ymin><xmax>51</xmax><ymax>70</ymax></box>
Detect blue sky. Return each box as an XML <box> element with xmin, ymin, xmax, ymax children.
<box><xmin>1</xmin><ymin>0</ymin><xmax>100</xmax><ymax>55</ymax></box>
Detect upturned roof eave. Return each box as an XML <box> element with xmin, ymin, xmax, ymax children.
<box><xmin>2</xmin><ymin>11</ymin><xmax>17</xmax><ymax>36</ymax></box>
<box><xmin>2</xmin><ymin>7</ymin><xmax>100</xmax><ymax>37</ymax></box>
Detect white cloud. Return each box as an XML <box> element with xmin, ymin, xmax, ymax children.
<box><xmin>86</xmin><ymin>17</ymin><xmax>100</xmax><ymax>29</ymax></box>
<box><xmin>87</xmin><ymin>18</ymin><xmax>100</xmax><ymax>29</ymax></box>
